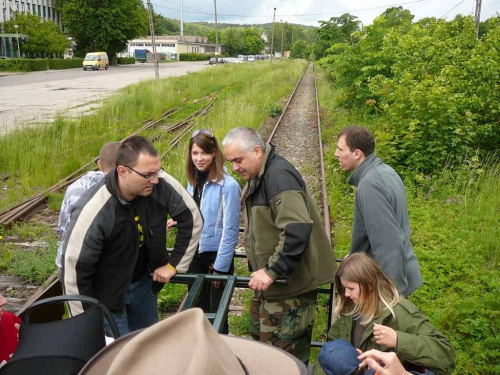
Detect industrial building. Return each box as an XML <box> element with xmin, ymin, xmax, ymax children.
<box><xmin>1</xmin><ymin>0</ymin><xmax>62</xmax><ymax>57</ymax></box>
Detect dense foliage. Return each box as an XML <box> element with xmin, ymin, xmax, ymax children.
<box><xmin>318</xmin><ymin>9</ymin><xmax>500</xmax><ymax>175</ymax></box>
<box><xmin>0</xmin><ymin>58</ymin><xmax>48</xmax><ymax>71</ymax></box>
<box><xmin>117</xmin><ymin>57</ymin><xmax>136</xmax><ymax>64</ymax></box>
<box><xmin>1</xmin><ymin>12</ymin><xmax>70</xmax><ymax>56</ymax></box>
<box><xmin>55</xmin><ymin>0</ymin><xmax>148</xmax><ymax>58</ymax></box>
<box><xmin>179</xmin><ymin>53</ymin><xmax>212</xmax><ymax>61</ymax></box>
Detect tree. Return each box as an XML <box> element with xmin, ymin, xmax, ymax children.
<box><xmin>290</xmin><ymin>40</ymin><xmax>311</xmax><ymax>59</ymax></box>
<box><xmin>243</xmin><ymin>27</ymin><xmax>264</xmax><ymax>54</ymax></box>
<box><xmin>2</xmin><ymin>12</ymin><xmax>70</xmax><ymax>56</ymax></box>
<box><xmin>314</xmin><ymin>13</ymin><xmax>360</xmax><ymax>58</ymax></box>
<box><xmin>55</xmin><ymin>0</ymin><xmax>149</xmax><ymax>58</ymax></box>
<box><xmin>153</xmin><ymin>13</ymin><xmax>180</xmax><ymax>35</ymax></box>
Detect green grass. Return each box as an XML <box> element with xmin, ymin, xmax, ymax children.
<box><xmin>0</xmin><ymin>222</ymin><xmax>57</xmax><ymax>284</ymax></box>
<box><xmin>316</xmin><ymin>64</ymin><xmax>499</xmax><ymax>374</ymax></box>
<box><xmin>0</xmin><ymin>60</ymin><xmax>307</xmax><ymax>211</ymax></box>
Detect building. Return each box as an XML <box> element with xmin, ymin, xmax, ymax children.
<box><xmin>125</xmin><ymin>35</ymin><xmax>225</xmax><ymax>60</ymax></box>
<box><xmin>1</xmin><ymin>0</ymin><xmax>62</xmax><ymax>57</ymax></box>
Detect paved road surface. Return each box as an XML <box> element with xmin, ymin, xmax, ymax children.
<box><xmin>0</xmin><ymin>61</ymin><xmax>210</xmax><ymax>131</ymax></box>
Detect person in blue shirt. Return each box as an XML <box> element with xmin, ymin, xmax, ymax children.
<box><xmin>169</xmin><ymin>129</ymin><xmax>241</xmax><ymax>333</ymax></box>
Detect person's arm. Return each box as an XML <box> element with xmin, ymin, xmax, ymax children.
<box><xmin>62</xmin><ymin>199</ymin><xmax>106</xmax><ymax>316</ymax></box>
<box><xmin>156</xmin><ymin>172</ymin><xmax>203</xmax><ymax>275</ymax></box>
<box><xmin>212</xmin><ymin>180</ymin><xmax>241</xmax><ymax>274</ymax></box>
<box><xmin>394</xmin><ymin>302</ymin><xmax>456</xmax><ymax>374</ymax></box>
<box><xmin>354</xmin><ymin>180</ymin><xmax>409</xmax><ymax>293</ymax></box>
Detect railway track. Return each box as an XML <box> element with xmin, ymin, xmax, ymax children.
<box><xmin>2</xmin><ymin>63</ymin><xmax>335</xmax><ymax>341</ymax></box>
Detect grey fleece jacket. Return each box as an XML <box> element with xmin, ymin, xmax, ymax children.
<box><xmin>349</xmin><ymin>153</ymin><xmax>422</xmax><ymax>296</ymax></box>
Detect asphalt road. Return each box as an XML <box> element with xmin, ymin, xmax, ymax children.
<box><xmin>0</xmin><ymin>61</ymin><xmax>210</xmax><ymax>131</ymax></box>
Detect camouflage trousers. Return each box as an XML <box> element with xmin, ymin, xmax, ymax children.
<box><xmin>250</xmin><ymin>290</ymin><xmax>317</xmax><ymax>366</ymax></box>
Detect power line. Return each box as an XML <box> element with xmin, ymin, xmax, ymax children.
<box><xmin>441</xmin><ymin>0</ymin><xmax>466</xmax><ymax>18</ymax></box>
<box><xmin>152</xmin><ymin>0</ymin><xmax>426</xmax><ymax>19</ymax></box>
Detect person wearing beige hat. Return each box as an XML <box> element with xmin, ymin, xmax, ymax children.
<box><xmin>79</xmin><ymin>308</ymin><xmax>307</xmax><ymax>375</ymax></box>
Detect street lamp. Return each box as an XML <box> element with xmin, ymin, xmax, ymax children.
<box><xmin>280</xmin><ymin>20</ymin><xmax>284</xmax><ymax>58</ymax></box>
<box><xmin>14</xmin><ymin>24</ymin><xmax>20</xmax><ymax>58</ymax></box>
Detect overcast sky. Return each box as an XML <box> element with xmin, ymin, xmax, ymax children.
<box><xmin>150</xmin><ymin>0</ymin><xmax>498</xmax><ymax>27</ymax></box>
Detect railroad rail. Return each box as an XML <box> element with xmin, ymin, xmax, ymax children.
<box><xmin>0</xmin><ymin>95</ymin><xmax>217</xmax><ymax>226</ymax></box>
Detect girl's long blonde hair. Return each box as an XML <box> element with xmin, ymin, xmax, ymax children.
<box><xmin>333</xmin><ymin>253</ymin><xmax>400</xmax><ymax>325</ymax></box>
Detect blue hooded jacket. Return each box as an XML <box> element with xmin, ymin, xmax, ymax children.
<box><xmin>187</xmin><ymin>171</ymin><xmax>241</xmax><ymax>273</ymax></box>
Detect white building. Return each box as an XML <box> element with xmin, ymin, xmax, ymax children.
<box><xmin>124</xmin><ymin>35</ymin><xmax>224</xmax><ymax>60</ymax></box>
<box><xmin>1</xmin><ymin>0</ymin><xmax>62</xmax><ymax>57</ymax></box>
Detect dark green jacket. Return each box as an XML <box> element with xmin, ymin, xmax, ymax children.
<box><xmin>327</xmin><ymin>298</ymin><xmax>456</xmax><ymax>374</ymax></box>
<box><xmin>244</xmin><ymin>145</ymin><xmax>337</xmax><ymax>299</ymax></box>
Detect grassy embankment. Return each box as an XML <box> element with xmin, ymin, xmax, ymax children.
<box><xmin>0</xmin><ymin>59</ymin><xmax>308</xmax><ymax>312</ymax></box>
<box><xmin>316</xmin><ymin>66</ymin><xmax>499</xmax><ymax>374</ymax></box>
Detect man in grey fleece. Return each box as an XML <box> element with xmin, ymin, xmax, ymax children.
<box><xmin>334</xmin><ymin>126</ymin><xmax>422</xmax><ymax>296</ymax></box>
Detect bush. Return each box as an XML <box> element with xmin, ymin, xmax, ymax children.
<box><xmin>48</xmin><ymin>58</ymin><xmax>84</xmax><ymax>70</ymax></box>
<box><xmin>117</xmin><ymin>57</ymin><xmax>135</xmax><ymax>64</ymax></box>
<box><xmin>0</xmin><ymin>58</ymin><xmax>48</xmax><ymax>71</ymax></box>
<box><xmin>179</xmin><ymin>53</ymin><xmax>213</xmax><ymax>61</ymax></box>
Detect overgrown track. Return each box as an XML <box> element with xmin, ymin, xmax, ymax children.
<box><xmin>0</xmin><ymin>95</ymin><xmax>217</xmax><ymax>226</ymax></box>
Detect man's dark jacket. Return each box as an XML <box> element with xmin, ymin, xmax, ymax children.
<box><xmin>62</xmin><ymin>169</ymin><xmax>203</xmax><ymax>315</ymax></box>
<box><xmin>244</xmin><ymin>145</ymin><xmax>337</xmax><ymax>299</ymax></box>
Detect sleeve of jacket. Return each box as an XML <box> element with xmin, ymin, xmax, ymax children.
<box><xmin>395</xmin><ymin>301</ymin><xmax>456</xmax><ymax>374</ymax></box>
<box><xmin>213</xmin><ymin>179</ymin><xmax>241</xmax><ymax>273</ymax></box>
<box><xmin>160</xmin><ymin>172</ymin><xmax>203</xmax><ymax>272</ymax></box>
<box><xmin>354</xmin><ymin>179</ymin><xmax>409</xmax><ymax>294</ymax></box>
<box><xmin>265</xmin><ymin>188</ymin><xmax>313</xmax><ymax>280</ymax></box>
<box><xmin>62</xmin><ymin>190</ymin><xmax>109</xmax><ymax>316</ymax></box>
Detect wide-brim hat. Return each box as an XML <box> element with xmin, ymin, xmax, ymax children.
<box><xmin>79</xmin><ymin>308</ymin><xmax>307</xmax><ymax>375</ymax></box>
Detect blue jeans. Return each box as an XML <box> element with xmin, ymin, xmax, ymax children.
<box><xmin>104</xmin><ymin>273</ymin><xmax>158</xmax><ymax>337</ymax></box>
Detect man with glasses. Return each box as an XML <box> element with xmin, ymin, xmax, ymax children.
<box><xmin>62</xmin><ymin>136</ymin><xmax>203</xmax><ymax>336</ymax></box>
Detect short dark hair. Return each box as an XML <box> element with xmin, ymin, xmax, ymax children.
<box><xmin>98</xmin><ymin>141</ymin><xmax>121</xmax><ymax>171</ymax></box>
<box><xmin>116</xmin><ymin>136</ymin><xmax>158</xmax><ymax>167</ymax></box>
<box><xmin>338</xmin><ymin>126</ymin><xmax>375</xmax><ymax>156</ymax></box>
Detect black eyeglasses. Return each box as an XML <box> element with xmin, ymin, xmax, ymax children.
<box><xmin>125</xmin><ymin>166</ymin><xmax>164</xmax><ymax>180</ymax></box>
<box><xmin>191</xmin><ymin>129</ymin><xmax>214</xmax><ymax>138</ymax></box>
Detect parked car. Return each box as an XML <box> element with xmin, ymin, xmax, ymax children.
<box><xmin>225</xmin><ymin>58</ymin><xmax>242</xmax><ymax>64</ymax></box>
<box><xmin>248</xmin><ymin>55</ymin><xmax>255</xmax><ymax>62</ymax></box>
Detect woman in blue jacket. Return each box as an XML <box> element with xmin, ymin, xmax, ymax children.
<box><xmin>170</xmin><ymin>129</ymin><xmax>241</xmax><ymax>333</ymax></box>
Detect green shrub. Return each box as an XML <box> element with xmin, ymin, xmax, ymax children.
<box><xmin>48</xmin><ymin>58</ymin><xmax>84</xmax><ymax>69</ymax></box>
<box><xmin>117</xmin><ymin>57</ymin><xmax>135</xmax><ymax>64</ymax></box>
<box><xmin>0</xmin><ymin>58</ymin><xmax>48</xmax><ymax>71</ymax></box>
<box><xmin>179</xmin><ymin>53</ymin><xmax>213</xmax><ymax>61</ymax></box>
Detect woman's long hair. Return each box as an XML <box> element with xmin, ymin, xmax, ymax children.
<box><xmin>186</xmin><ymin>131</ymin><xmax>225</xmax><ymax>186</ymax></box>
<box><xmin>333</xmin><ymin>253</ymin><xmax>400</xmax><ymax>325</ymax></box>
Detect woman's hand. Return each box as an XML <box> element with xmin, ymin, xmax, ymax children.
<box><xmin>373</xmin><ymin>323</ymin><xmax>398</xmax><ymax>348</ymax></box>
<box><xmin>357</xmin><ymin>349</ymin><xmax>410</xmax><ymax>375</ymax></box>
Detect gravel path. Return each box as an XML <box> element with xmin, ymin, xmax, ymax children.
<box><xmin>268</xmin><ymin>63</ymin><xmax>322</xmax><ymax>206</ymax></box>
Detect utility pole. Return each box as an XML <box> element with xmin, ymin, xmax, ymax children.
<box><xmin>270</xmin><ymin>8</ymin><xmax>276</xmax><ymax>66</ymax></box>
<box><xmin>180</xmin><ymin>0</ymin><xmax>184</xmax><ymax>36</ymax></box>
<box><xmin>147</xmin><ymin>0</ymin><xmax>159</xmax><ymax>80</ymax></box>
<box><xmin>14</xmin><ymin>24</ymin><xmax>20</xmax><ymax>58</ymax></box>
<box><xmin>281</xmin><ymin>20</ymin><xmax>284</xmax><ymax>58</ymax></box>
<box><xmin>474</xmin><ymin>0</ymin><xmax>482</xmax><ymax>38</ymax></box>
<box><xmin>214</xmin><ymin>0</ymin><xmax>219</xmax><ymax>62</ymax></box>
